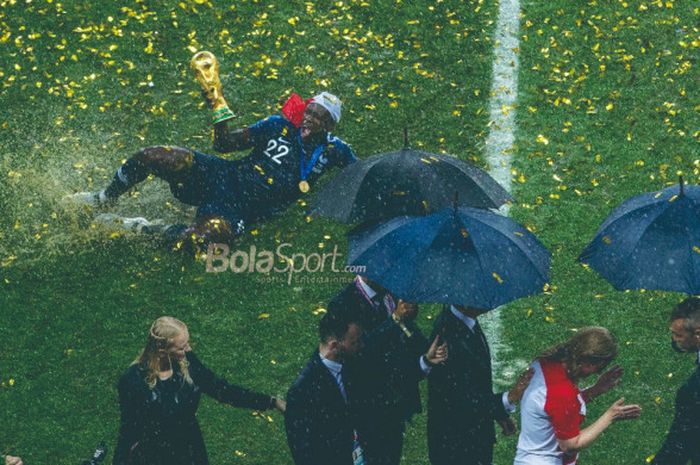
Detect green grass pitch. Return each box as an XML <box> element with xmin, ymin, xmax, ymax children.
<box><xmin>1</xmin><ymin>0</ymin><xmax>699</xmax><ymax>464</ymax></box>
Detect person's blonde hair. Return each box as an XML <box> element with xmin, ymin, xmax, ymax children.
<box><xmin>134</xmin><ymin>316</ymin><xmax>192</xmax><ymax>389</ymax></box>
<box><xmin>540</xmin><ymin>326</ymin><xmax>617</xmax><ymax>381</ymax></box>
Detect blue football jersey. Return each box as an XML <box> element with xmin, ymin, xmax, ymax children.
<box><xmin>235</xmin><ymin>115</ymin><xmax>357</xmax><ymax>204</ymax></box>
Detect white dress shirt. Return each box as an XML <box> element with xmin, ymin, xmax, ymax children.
<box><xmin>320</xmin><ymin>353</ymin><xmax>347</xmax><ymax>401</ymax></box>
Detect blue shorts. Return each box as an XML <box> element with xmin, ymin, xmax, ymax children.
<box><xmin>169</xmin><ymin>151</ymin><xmax>248</xmax><ymax>230</ymax></box>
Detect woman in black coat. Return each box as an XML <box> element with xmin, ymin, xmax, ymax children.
<box><xmin>113</xmin><ymin>316</ymin><xmax>285</xmax><ymax>465</ymax></box>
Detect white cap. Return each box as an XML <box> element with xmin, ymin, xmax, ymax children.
<box><xmin>312</xmin><ymin>92</ymin><xmax>342</xmax><ymax>123</ymax></box>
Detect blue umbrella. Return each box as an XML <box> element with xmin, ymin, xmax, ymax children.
<box><xmin>579</xmin><ymin>179</ymin><xmax>700</xmax><ymax>293</ymax></box>
<box><xmin>348</xmin><ymin>207</ymin><xmax>551</xmax><ymax>309</ymax></box>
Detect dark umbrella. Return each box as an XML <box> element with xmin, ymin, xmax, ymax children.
<box><xmin>311</xmin><ymin>135</ymin><xmax>512</xmax><ymax>226</ymax></box>
<box><xmin>579</xmin><ymin>178</ymin><xmax>700</xmax><ymax>294</ymax></box>
<box><xmin>348</xmin><ymin>206</ymin><xmax>551</xmax><ymax>309</ymax></box>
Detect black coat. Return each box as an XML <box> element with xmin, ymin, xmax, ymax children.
<box><xmin>653</xmin><ymin>364</ymin><xmax>700</xmax><ymax>465</ymax></box>
<box><xmin>285</xmin><ymin>351</ymin><xmax>362</xmax><ymax>465</ymax></box>
<box><xmin>427</xmin><ymin>306</ymin><xmax>508</xmax><ymax>465</ymax></box>
<box><xmin>113</xmin><ymin>351</ymin><xmax>273</xmax><ymax>465</ymax></box>
<box><xmin>330</xmin><ymin>280</ymin><xmax>429</xmax><ymax>419</ymax></box>
<box><xmin>329</xmin><ymin>280</ymin><xmax>429</xmax><ymax>465</ymax></box>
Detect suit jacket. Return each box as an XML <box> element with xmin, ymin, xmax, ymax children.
<box><xmin>329</xmin><ymin>280</ymin><xmax>429</xmax><ymax>463</ymax></box>
<box><xmin>427</xmin><ymin>306</ymin><xmax>508</xmax><ymax>464</ymax></box>
<box><xmin>653</xmin><ymin>364</ymin><xmax>700</xmax><ymax>465</ymax></box>
<box><xmin>285</xmin><ymin>351</ymin><xmax>361</xmax><ymax>465</ymax></box>
<box><xmin>330</xmin><ymin>282</ymin><xmax>429</xmax><ymax>416</ymax></box>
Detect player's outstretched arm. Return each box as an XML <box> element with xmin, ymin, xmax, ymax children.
<box><xmin>190</xmin><ymin>51</ymin><xmax>253</xmax><ymax>154</ymax></box>
<box><xmin>557</xmin><ymin>397</ymin><xmax>641</xmax><ymax>453</ymax></box>
<box><xmin>213</xmin><ymin>121</ymin><xmax>251</xmax><ymax>153</ymax></box>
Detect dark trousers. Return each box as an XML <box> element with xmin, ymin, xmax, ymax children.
<box><xmin>429</xmin><ymin>446</ymin><xmax>493</xmax><ymax>465</ymax></box>
<box><xmin>364</xmin><ymin>422</ymin><xmax>405</xmax><ymax>465</ymax></box>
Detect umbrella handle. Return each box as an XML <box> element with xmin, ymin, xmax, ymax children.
<box><xmin>391</xmin><ymin>313</ymin><xmax>413</xmax><ymax>337</ymax></box>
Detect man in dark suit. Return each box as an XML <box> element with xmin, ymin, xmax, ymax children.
<box><xmin>428</xmin><ymin>305</ymin><xmax>532</xmax><ymax>465</ymax></box>
<box><xmin>285</xmin><ymin>305</ymin><xmax>366</xmax><ymax>465</ymax></box>
<box><xmin>329</xmin><ymin>275</ymin><xmax>447</xmax><ymax>465</ymax></box>
<box><xmin>652</xmin><ymin>297</ymin><xmax>700</xmax><ymax>464</ymax></box>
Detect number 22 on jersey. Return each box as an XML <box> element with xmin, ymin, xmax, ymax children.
<box><xmin>264</xmin><ymin>137</ymin><xmax>290</xmax><ymax>164</ymax></box>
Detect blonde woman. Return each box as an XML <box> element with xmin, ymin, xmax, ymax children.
<box><xmin>514</xmin><ymin>327</ymin><xmax>641</xmax><ymax>465</ymax></box>
<box><xmin>113</xmin><ymin>317</ymin><xmax>285</xmax><ymax>465</ymax></box>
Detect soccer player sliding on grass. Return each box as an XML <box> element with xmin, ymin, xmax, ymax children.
<box><xmin>66</xmin><ymin>51</ymin><xmax>356</xmax><ymax>252</ymax></box>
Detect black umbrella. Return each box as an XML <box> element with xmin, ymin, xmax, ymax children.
<box><xmin>348</xmin><ymin>206</ymin><xmax>551</xmax><ymax>309</ymax></box>
<box><xmin>579</xmin><ymin>178</ymin><xmax>700</xmax><ymax>294</ymax></box>
<box><xmin>311</xmin><ymin>134</ymin><xmax>512</xmax><ymax>226</ymax></box>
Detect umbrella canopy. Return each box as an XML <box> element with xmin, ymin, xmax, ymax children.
<box><xmin>311</xmin><ymin>147</ymin><xmax>512</xmax><ymax>227</ymax></box>
<box><xmin>348</xmin><ymin>207</ymin><xmax>551</xmax><ymax>309</ymax></box>
<box><xmin>579</xmin><ymin>180</ymin><xmax>700</xmax><ymax>294</ymax></box>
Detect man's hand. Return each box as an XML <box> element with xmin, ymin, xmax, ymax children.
<box><xmin>588</xmin><ymin>365</ymin><xmax>623</xmax><ymax>400</ymax></box>
<box><xmin>507</xmin><ymin>367</ymin><xmax>535</xmax><ymax>404</ymax></box>
<box><xmin>274</xmin><ymin>397</ymin><xmax>287</xmax><ymax>413</ymax></box>
<box><xmin>393</xmin><ymin>300</ymin><xmax>418</xmax><ymax>322</ymax></box>
<box><xmin>5</xmin><ymin>456</ymin><xmax>23</xmax><ymax>465</ymax></box>
<box><xmin>425</xmin><ymin>335</ymin><xmax>448</xmax><ymax>366</ymax></box>
<box><xmin>498</xmin><ymin>417</ymin><xmax>517</xmax><ymax>436</ymax></box>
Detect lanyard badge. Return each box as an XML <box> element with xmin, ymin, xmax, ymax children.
<box><xmin>352</xmin><ymin>430</ymin><xmax>365</xmax><ymax>465</ymax></box>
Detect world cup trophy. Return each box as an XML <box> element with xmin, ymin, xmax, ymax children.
<box><xmin>190</xmin><ymin>51</ymin><xmax>235</xmax><ymax>124</ymax></box>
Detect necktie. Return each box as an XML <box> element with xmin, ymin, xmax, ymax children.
<box><xmin>383</xmin><ymin>293</ymin><xmax>397</xmax><ymax>314</ymax></box>
<box><xmin>373</xmin><ymin>292</ymin><xmax>396</xmax><ymax>315</ymax></box>
<box><xmin>336</xmin><ymin>366</ymin><xmax>348</xmax><ymax>402</ymax></box>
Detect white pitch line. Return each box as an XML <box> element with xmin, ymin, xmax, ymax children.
<box><xmin>480</xmin><ymin>0</ymin><xmax>526</xmax><ymax>388</ymax></box>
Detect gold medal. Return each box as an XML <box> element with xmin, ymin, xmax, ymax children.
<box><xmin>298</xmin><ymin>180</ymin><xmax>310</xmax><ymax>193</ymax></box>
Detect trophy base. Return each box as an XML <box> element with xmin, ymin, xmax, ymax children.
<box><xmin>212</xmin><ymin>102</ymin><xmax>235</xmax><ymax>124</ymax></box>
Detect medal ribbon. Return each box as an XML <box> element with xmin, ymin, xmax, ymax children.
<box><xmin>298</xmin><ymin>133</ymin><xmax>325</xmax><ymax>182</ymax></box>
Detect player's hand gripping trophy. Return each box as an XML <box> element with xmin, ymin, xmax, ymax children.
<box><xmin>191</xmin><ymin>51</ymin><xmax>235</xmax><ymax>124</ymax></box>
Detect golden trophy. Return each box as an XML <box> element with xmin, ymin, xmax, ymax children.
<box><xmin>190</xmin><ymin>51</ymin><xmax>235</xmax><ymax>124</ymax></box>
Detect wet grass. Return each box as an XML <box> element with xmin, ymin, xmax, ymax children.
<box><xmin>501</xmin><ymin>1</ymin><xmax>700</xmax><ymax>463</ymax></box>
<box><xmin>2</xmin><ymin>0</ymin><xmax>698</xmax><ymax>463</ymax></box>
<box><xmin>1</xmin><ymin>1</ymin><xmax>498</xmax><ymax>463</ymax></box>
